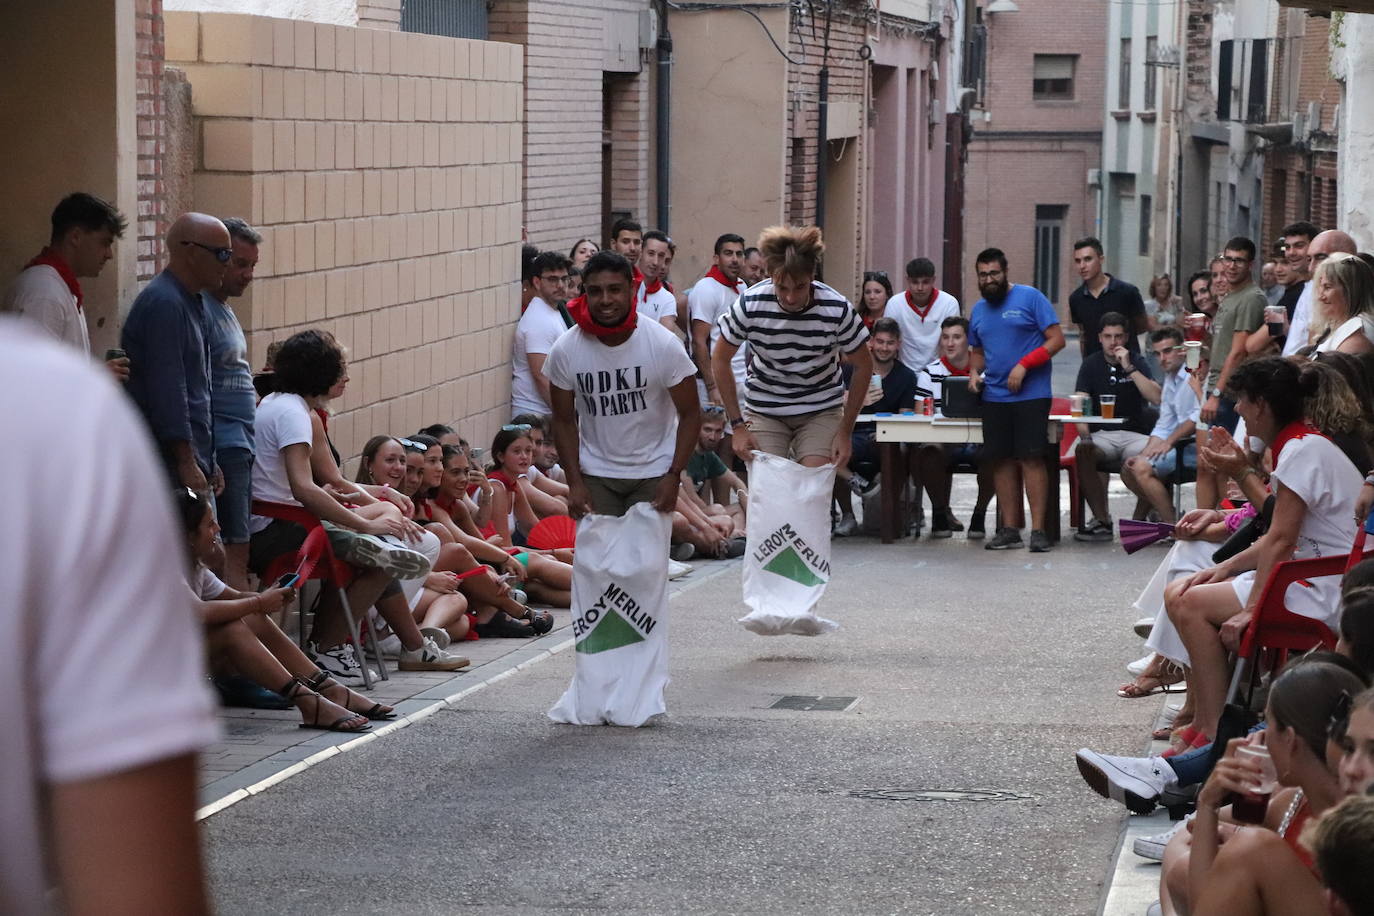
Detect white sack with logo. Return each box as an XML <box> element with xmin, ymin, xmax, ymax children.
<box><xmin>548</xmin><ymin>502</ymin><xmax>673</xmax><ymax>727</ymax></box>
<box><xmin>739</xmin><ymin>452</ymin><xmax>838</xmax><ymax>636</ymax></box>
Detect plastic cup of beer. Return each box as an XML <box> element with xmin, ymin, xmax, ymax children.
<box><xmin>1231</xmin><ymin>744</ymin><xmax>1279</xmax><ymax>824</ymax></box>
<box><xmin>1069</xmin><ymin>394</ymin><xmax>1085</xmax><ymax>418</ymax></box>
<box><xmin>1184</xmin><ymin>340</ymin><xmax>1203</xmax><ymax>369</ymax></box>
<box><xmin>1099</xmin><ymin>394</ymin><xmax>1117</xmax><ymax>419</ymax></box>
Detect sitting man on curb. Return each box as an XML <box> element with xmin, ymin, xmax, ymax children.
<box><xmin>914</xmin><ymin>316</ymin><xmax>996</xmax><ymax>538</ymax></box>
<box><xmin>1121</xmin><ymin>327</ymin><xmax>1202</xmax><ymax>523</ymax></box>
<box><xmin>834</xmin><ymin>317</ymin><xmax>921</xmax><ymax>537</ymax></box>
<box><xmin>1073</xmin><ymin>311</ymin><xmax>1162</xmax><ymax>541</ymax></box>
<box><xmin>686</xmin><ymin>406</ymin><xmax>749</xmax><ymax>524</ymax></box>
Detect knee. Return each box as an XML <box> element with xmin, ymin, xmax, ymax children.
<box><xmin>427</xmin><ymin>523</ymin><xmax>455</xmax><ymax>544</ymax></box>
<box><xmin>439</xmin><ymin>543</ymin><xmax>475</xmax><ymax>568</ymax></box>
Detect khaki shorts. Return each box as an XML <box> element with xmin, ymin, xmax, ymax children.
<box><xmin>745</xmin><ymin>406</ymin><xmax>843</xmax><ymax>462</ymax></box>
<box><xmin>583</xmin><ymin>474</ymin><xmax>666</xmax><ymax>517</ymax></box>
<box><xmin>1084</xmin><ymin>429</ymin><xmax>1150</xmax><ymax>469</ymax></box>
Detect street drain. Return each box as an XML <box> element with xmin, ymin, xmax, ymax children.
<box><xmin>848</xmin><ymin>788</ymin><xmax>1034</xmax><ymax>803</ymax></box>
<box><xmin>770</xmin><ymin>695</ymin><xmax>859</xmax><ymax>711</ymax></box>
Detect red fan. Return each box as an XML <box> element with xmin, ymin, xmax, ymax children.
<box><xmin>526</xmin><ymin>514</ymin><xmax>577</xmax><ymax>550</ymax></box>
<box><xmin>1119</xmin><ymin>518</ymin><xmax>1175</xmax><ymax>555</ymax></box>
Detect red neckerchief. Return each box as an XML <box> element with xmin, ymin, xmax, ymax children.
<box><xmin>905</xmin><ymin>288</ymin><xmax>939</xmax><ymax>319</ymax></box>
<box><xmin>315</xmin><ymin>408</ymin><xmax>329</xmax><ymax>431</ymax></box>
<box><xmin>1272</xmin><ymin>420</ymin><xmax>1324</xmax><ymax>462</ymax></box>
<box><xmin>643</xmin><ymin>276</ymin><xmax>664</xmax><ymax>295</ymax></box>
<box><xmin>488</xmin><ymin>470</ymin><xmax>517</xmax><ymax>492</ymax></box>
<box><xmin>706</xmin><ymin>265</ymin><xmax>743</xmax><ymax>293</ymax></box>
<box><xmin>568</xmin><ymin>294</ymin><xmax>638</xmax><ymax>339</ymax></box>
<box><xmin>939</xmin><ymin>355</ymin><xmax>970</xmax><ymax>377</ymax></box>
<box><xmin>633</xmin><ymin>267</ymin><xmax>644</xmax><ymax>289</ymax></box>
<box><xmin>26</xmin><ymin>248</ymin><xmax>83</xmax><ymax>309</ymax></box>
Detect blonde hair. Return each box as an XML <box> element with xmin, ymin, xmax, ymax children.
<box><xmin>1314</xmin><ymin>252</ymin><xmax>1374</xmax><ymax>327</ymax></box>
<box><xmin>757</xmin><ymin>225</ymin><xmax>824</xmax><ymax>280</ymax></box>
<box><xmin>1304</xmin><ymin>359</ymin><xmax>1369</xmax><ymax>442</ymax></box>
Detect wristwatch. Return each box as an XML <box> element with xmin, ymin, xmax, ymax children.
<box><xmin>1210</xmin><ymin>387</ymin><xmax>1223</xmax><ymax>398</ymax></box>
<box><xmin>729</xmin><ymin>417</ymin><xmax>752</xmax><ymax>431</ymax></box>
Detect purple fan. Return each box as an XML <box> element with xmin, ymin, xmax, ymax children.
<box><xmin>1119</xmin><ymin>518</ymin><xmax>1175</xmax><ymax>555</ymax></box>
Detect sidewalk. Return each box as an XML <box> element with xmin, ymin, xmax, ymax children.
<box><xmin>197</xmin><ymin>560</ymin><xmax>736</xmax><ymax>819</ymax></box>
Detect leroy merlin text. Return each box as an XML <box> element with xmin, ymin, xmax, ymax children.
<box><xmin>573</xmin><ymin>583</ymin><xmax>657</xmax><ymax>637</ymax></box>
<box><xmin>752</xmin><ymin>524</ymin><xmax>832</xmax><ymax>576</ymax></box>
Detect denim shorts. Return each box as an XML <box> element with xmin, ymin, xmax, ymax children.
<box><xmin>216</xmin><ymin>447</ymin><xmax>255</xmax><ymax>545</ymax></box>
<box><xmin>1151</xmin><ymin>442</ymin><xmax>1197</xmax><ymax>481</ymax></box>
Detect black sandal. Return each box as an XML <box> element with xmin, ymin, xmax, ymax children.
<box><xmin>280</xmin><ymin>677</ymin><xmax>371</xmax><ymax>733</ymax></box>
<box><xmin>525</xmin><ymin>607</ymin><xmax>554</xmax><ymax>635</ymax></box>
<box><xmin>305</xmin><ymin>670</ymin><xmax>396</xmax><ymax>721</ymax></box>
<box><xmin>476</xmin><ymin>612</ymin><xmax>536</xmax><ymax>638</ymax></box>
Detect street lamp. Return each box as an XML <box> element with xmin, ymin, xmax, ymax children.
<box><xmin>986</xmin><ymin>0</ymin><xmax>1020</xmax><ymax>12</ymax></box>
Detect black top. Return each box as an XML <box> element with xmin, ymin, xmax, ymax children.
<box><xmin>1069</xmin><ymin>275</ymin><xmax>1146</xmax><ymax>354</ymax></box>
<box><xmin>1277</xmin><ymin>281</ymin><xmax>1303</xmax><ymax>321</ymax></box>
<box><xmin>843</xmin><ymin>360</ymin><xmax>922</xmax><ymax>430</ymax></box>
<box><xmin>1074</xmin><ymin>353</ymin><xmax>1157</xmax><ymax>435</ymax></box>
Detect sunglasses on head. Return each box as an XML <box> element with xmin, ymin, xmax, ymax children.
<box><xmin>181</xmin><ymin>240</ymin><xmax>233</xmax><ymax>263</ymax></box>
<box><xmin>395</xmin><ymin>437</ymin><xmax>427</xmax><ymax>451</ymax></box>
<box><xmin>501</xmin><ymin>424</ymin><xmax>532</xmax><ymax>433</ymax></box>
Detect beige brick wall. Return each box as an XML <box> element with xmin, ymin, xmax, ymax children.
<box><xmin>166</xmin><ymin>11</ymin><xmax>524</xmax><ymax>466</ymax></box>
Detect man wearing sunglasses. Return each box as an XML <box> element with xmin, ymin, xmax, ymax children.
<box><xmin>123</xmin><ymin>212</ymin><xmax>232</xmax><ymax>498</ymax></box>
<box><xmin>1121</xmin><ymin>327</ymin><xmax>1201</xmax><ymax>523</ymax></box>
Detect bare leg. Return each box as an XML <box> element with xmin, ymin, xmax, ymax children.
<box><xmin>413</xmin><ymin>590</ymin><xmax>469</xmax><ymax>631</ymax></box>
<box><xmin>241</xmin><ymin>614</ymin><xmax>394</xmax><ymax>717</ymax></box>
<box><xmin>917</xmin><ymin>446</ymin><xmax>953</xmax><ymax>512</ymax></box>
<box><xmin>1165</xmin><ymin>578</ymin><xmax>1243</xmax><ymax>737</ymax></box>
<box><xmin>1125</xmin><ymin>456</ymin><xmax>1178</xmax><ymax>522</ymax></box>
<box><xmin>206</xmin><ymin>620</ymin><xmax>365</xmax><ymax>729</ymax></box>
<box><xmin>311</xmin><ymin>568</ymin><xmax>391</xmax><ymax>647</ymax></box>
<box><xmin>527</xmin><ymin>553</ymin><xmax>572</xmax><ymax>591</ymax></box>
<box><xmin>223</xmin><ymin>542</ymin><xmax>250</xmax><ymax>592</ymax></box>
<box><xmin>833</xmin><ymin>479</ymin><xmax>855</xmax><ymax>517</ymax></box>
<box><xmin>1022</xmin><ymin>458</ymin><xmax>1049</xmax><ymax>532</ymax></box>
<box><xmin>525</xmin><ymin>581</ymin><xmax>571</xmax><ymax>607</ymax></box>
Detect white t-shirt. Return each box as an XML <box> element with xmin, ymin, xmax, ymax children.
<box><xmin>190</xmin><ymin>566</ymin><xmax>229</xmax><ymax>601</ymax></box>
<box><xmin>1315</xmin><ymin>315</ymin><xmax>1374</xmax><ymax>353</ymax></box>
<box><xmin>689</xmin><ymin>274</ymin><xmax>750</xmax><ymax>394</ymax></box>
<box><xmin>0</xmin><ymin>320</ymin><xmax>218</xmax><ymax>914</ymax></box>
<box><xmin>544</xmin><ymin>318</ymin><xmax>698</xmax><ymax>478</ymax></box>
<box><xmin>882</xmin><ymin>289</ymin><xmax>962</xmax><ymax>373</ymax></box>
<box><xmin>637</xmin><ymin>282</ymin><xmax>678</xmax><ymax>326</ymax></box>
<box><xmin>511</xmin><ymin>297</ymin><xmax>570</xmax><ymax>416</ymax></box>
<box><xmin>1282</xmin><ymin>282</ymin><xmax>1313</xmax><ymax>356</ymax></box>
<box><xmin>249</xmin><ymin>392</ymin><xmax>314</xmax><ymax>532</ymax></box>
<box><xmin>1</xmin><ymin>264</ymin><xmax>90</xmax><ymax>354</ymax></box>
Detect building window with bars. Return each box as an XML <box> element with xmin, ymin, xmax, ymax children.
<box><xmin>1034</xmin><ymin>205</ymin><xmax>1067</xmax><ymax>304</ymax></box>
<box><xmin>1144</xmin><ymin>37</ymin><xmax>1157</xmax><ymax>110</ymax></box>
<box><xmin>400</xmin><ymin>0</ymin><xmax>488</xmax><ymax>39</ymax></box>
<box><xmin>1118</xmin><ymin>38</ymin><xmax>1132</xmax><ymax>110</ymax></box>
<box><xmin>1032</xmin><ymin>55</ymin><xmax>1076</xmax><ymax>101</ymax></box>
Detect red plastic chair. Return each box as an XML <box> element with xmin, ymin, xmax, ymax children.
<box><xmin>1052</xmin><ymin>396</ymin><xmax>1084</xmax><ymax>530</ymax></box>
<box><xmin>1224</xmin><ymin>529</ymin><xmax>1371</xmax><ymax>705</ymax></box>
<box><xmin>254</xmin><ymin>501</ymin><xmax>387</xmax><ymax>689</ymax></box>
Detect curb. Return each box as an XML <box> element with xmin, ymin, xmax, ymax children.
<box><xmin>197</xmin><ymin>560</ymin><xmax>736</xmax><ymax>821</ymax></box>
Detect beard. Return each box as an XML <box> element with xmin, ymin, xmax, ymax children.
<box><xmin>979</xmin><ymin>279</ymin><xmax>1009</xmax><ymax>303</ymax></box>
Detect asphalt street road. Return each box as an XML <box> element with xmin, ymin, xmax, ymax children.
<box><xmin>203</xmin><ymin>525</ymin><xmax>1163</xmax><ymax>915</ymax></box>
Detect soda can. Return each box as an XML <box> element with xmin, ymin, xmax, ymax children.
<box><xmin>922</xmin><ymin>396</ymin><xmax>934</xmax><ymax>416</ymax></box>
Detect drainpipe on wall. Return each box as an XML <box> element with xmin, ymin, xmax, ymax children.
<box><xmin>655</xmin><ymin>0</ymin><xmax>673</xmax><ymax>232</ymax></box>
<box><xmin>814</xmin><ymin>0</ymin><xmax>833</xmax><ymax>234</ymax></box>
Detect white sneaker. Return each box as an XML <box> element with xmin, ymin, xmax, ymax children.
<box><xmin>1126</xmin><ymin>653</ymin><xmax>1154</xmax><ymax>677</ymax></box>
<box><xmin>398</xmin><ymin>636</ymin><xmax>469</xmax><ymax>672</ymax></box>
<box><xmin>833</xmin><ymin>514</ymin><xmax>859</xmax><ymax>537</ymax></box>
<box><xmin>1133</xmin><ymin>817</ymin><xmax>1190</xmax><ymax>862</ymax></box>
<box><xmin>375</xmin><ymin>633</ymin><xmax>403</xmax><ymax>659</ymax></box>
<box><xmin>345</xmin><ymin>534</ymin><xmax>432</xmax><ymax>579</ymax></box>
<box><xmin>1075</xmin><ymin>748</ymin><xmax>1177</xmax><ymax>814</ymax></box>
<box><xmin>420</xmin><ymin>626</ymin><xmax>451</xmax><ymax>650</ymax></box>
<box><xmin>1133</xmin><ymin>617</ymin><xmax>1155</xmax><ymax>638</ymax></box>
<box><xmin>667</xmin><ymin>559</ymin><xmax>692</xmax><ymax>580</ymax></box>
<box><xmin>315</xmin><ymin>642</ymin><xmax>379</xmax><ymax>686</ymax></box>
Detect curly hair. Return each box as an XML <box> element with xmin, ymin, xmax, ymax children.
<box><xmin>272</xmin><ymin>329</ymin><xmax>345</xmax><ymax>398</ymax></box>
<box><xmin>1305</xmin><ymin>356</ymin><xmax>1369</xmax><ymax>441</ymax></box>
<box><xmin>757</xmin><ymin>225</ymin><xmax>824</xmax><ymax>280</ymax></box>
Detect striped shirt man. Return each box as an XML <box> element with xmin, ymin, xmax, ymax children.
<box><xmin>717</xmin><ymin>279</ymin><xmax>869</xmax><ymax>416</ymax></box>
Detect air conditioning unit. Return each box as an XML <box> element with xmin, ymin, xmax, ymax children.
<box><xmin>1291</xmin><ymin>111</ymin><xmax>1307</xmax><ymax>141</ymax></box>
<box><xmin>1306</xmin><ymin>100</ymin><xmax>1322</xmax><ymax>135</ymax></box>
<box><xmin>640</xmin><ymin>7</ymin><xmax>659</xmax><ymax>50</ymax></box>
<box><xmin>1087</xmin><ymin>168</ymin><xmax>1103</xmax><ymax>188</ymax></box>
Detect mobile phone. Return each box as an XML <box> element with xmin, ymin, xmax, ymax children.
<box><xmin>470</xmin><ymin>447</ymin><xmax>487</xmax><ymax>463</ymax></box>
<box><xmin>275</xmin><ymin>573</ymin><xmax>300</xmax><ymax>589</ymax></box>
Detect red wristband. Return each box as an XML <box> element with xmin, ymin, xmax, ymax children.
<box><xmin>1018</xmin><ymin>346</ymin><xmax>1051</xmax><ymax>370</ymax></box>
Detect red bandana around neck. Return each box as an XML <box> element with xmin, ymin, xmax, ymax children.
<box><xmin>633</xmin><ymin>267</ymin><xmax>645</xmax><ymax>289</ymax></box>
<box><xmin>27</xmin><ymin>248</ymin><xmax>83</xmax><ymax>309</ymax></box>
<box><xmin>1272</xmin><ymin>420</ymin><xmax>1323</xmax><ymax>462</ymax></box>
<box><xmin>906</xmin><ymin>288</ymin><xmax>939</xmax><ymax>318</ymax></box>
<box><xmin>940</xmin><ymin>355</ymin><xmax>970</xmax><ymax>377</ymax></box>
<box><xmin>642</xmin><ymin>275</ymin><xmax>664</xmax><ymax>295</ymax></box>
<box><xmin>568</xmin><ymin>294</ymin><xmax>638</xmax><ymax>339</ymax></box>
<box><xmin>707</xmin><ymin>265</ymin><xmax>742</xmax><ymax>293</ymax></box>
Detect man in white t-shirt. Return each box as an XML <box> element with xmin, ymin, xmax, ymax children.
<box><xmin>547</xmin><ymin>251</ymin><xmax>701</xmax><ymax>517</ymax></box>
<box><xmin>689</xmin><ymin>233</ymin><xmax>748</xmax><ymax>405</ymax></box>
<box><xmin>882</xmin><ymin>256</ymin><xmax>962</xmax><ymax>374</ymax></box>
<box><xmin>1285</xmin><ymin>228</ymin><xmax>1358</xmax><ymax>355</ymax></box>
<box><xmin>637</xmin><ymin>230</ymin><xmax>681</xmax><ymax>337</ymax></box>
<box><xmin>0</xmin><ymin>319</ymin><xmax>218</xmax><ymax>915</ymax></box>
<box><xmin>511</xmin><ymin>251</ymin><xmax>573</xmax><ymax>416</ymax></box>
<box><xmin>2</xmin><ymin>192</ymin><xmax>131</xmax><ymax>381</ymax></box>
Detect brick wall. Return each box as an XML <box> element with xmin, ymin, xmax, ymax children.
<box><xmin>166</xmin><ymin>12</ymin><xmax>524</xmax><ymax>466</ymax></box>
<box><xmin>137</xmin><ymin>0</ymin><xmax>170</xmax><ymax>282</ymax></box>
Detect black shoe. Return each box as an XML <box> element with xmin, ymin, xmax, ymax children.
<box><xmin>725</xmin><ymin>536</ymin><xmax>747</xmax><ymax>558</ymax></box>
<box><xmin>967</xmin><ymin>512</ymin><xmax>987</xmax><ymax>540</ymax></box>
<box><xmin>1028</xmin><ymin>529</ymin><xmax>1052</xmax><ymax>553</ymax></box>
<box><xmin>930</xmin><ymin>509</ymin><xmax>955</xmax><ymax>539</ymax></box>
<box><xmin>213</xmin><ymin>674</ymin><xmax>293</xmax><ymax>710</ymax></box>
<box><xmin>526</xmin><ymin>609</ymin><xmax>554</xmax><ymax>635</ymax></box>
<box><xmin>984</xmin><ymin>528</ymin><xmax>1024</xmax><ymax>550</ymax></box>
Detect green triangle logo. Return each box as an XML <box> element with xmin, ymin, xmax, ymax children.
<box><xmin>763</xmin><ymin>546</ymin><xmax>827</xmax><ymax>587</ymax></box>
<box><xmin>576</xmin><ymin>608</ymin><xmax>647</xmax><ymax>654</ymax></box>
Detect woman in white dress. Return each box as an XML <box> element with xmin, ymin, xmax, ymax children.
<box><xmin>1313</xmin><ymin>252</ymin><xmax>1374</xmax><ymax>355</ymax></box>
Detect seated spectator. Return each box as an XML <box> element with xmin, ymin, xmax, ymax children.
<box><xmin>1164</xmin><ymin>357</ymin><xmax>1366</xmax><ymax>752</ymax></box>
<box><xmin>914</xmin><ymin>316</ymin><xmax>995</xmax><ymax>539</ymax></box>
<box><xmin>1307</xmin><ymin>793</ymin><xmax>1374</xmax><ymax>916</ymax></box>
<box><xmin>1073</xmin><ymin>311</ymin><xmax>1162</xmax><ymax>541</ymax></box>
<box><xmin>510</xmin><ymin>412</ymin><xmax>571</xmax><ymax>513</ymax></box>
<box><xmin>833</xmin><ymin>317</ymin><xmax>920</xmax><ymax>537</ymax></box>
<box><xmin>1312</xmin><ymin>253</ymin><xmax>1374</xmax><ymax>355</ymax></box>
<box><xmin>687</xmin><ymin>406</ymin><xmax>748</xmax><ymax>526</ymax></box>
<box><xmin>248</xmin><ymin>330</ymin><xmax>466</xmax><ymax>681</ymax></box>
<box><xmin>486</xmin><ymin>425</ymin><xmax>543</xmax><ymax>546</ymax></box>
<box><xmin>1121</xmin><ymin>327</ymin><xmax>1202</xmax><ymax>523</ymax></box>
<box><xmin>856</xmin><ymin>270</ymin><xmax>892</xmax><ymax>328</ymax></box>
<box><xmin>418</xmin><ymin>423</ymin><xmax>463</xmax><ymax>449</ymax></box>
<box><xmin>178</xmin><ymin>487</ymin><xmax>392</xmax><ymax>732</ymax></box>
<box><xmin>512</xmin><ymin>251</ymin><xmax>574</xmax><ymax>416</ymax></box>
<box><xmin>1146</xmin><ymin>274</ymin><xmax>1181</xmax><ymax>331</ymax></box>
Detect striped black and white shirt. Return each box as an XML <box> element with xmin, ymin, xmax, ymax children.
<box><xmin>717</xmin><ymin>279</ymin><xmax>869</xmax><ymax>416</ymax></box>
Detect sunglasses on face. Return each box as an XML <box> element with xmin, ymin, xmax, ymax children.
<box><xmin>181</xmin><ymin>240</ymin><xmax>233</xmax><ymax>263</ymax></box>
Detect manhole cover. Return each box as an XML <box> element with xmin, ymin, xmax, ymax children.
<box><xmin>848</xmin><ymin>788</ymin><xmax>1034</xmax><ymax>803</ymax></box>
<box><xmin>770</xmin><ymin>695</ymin><xmax>859</xmax><ymax>711</ymax></box>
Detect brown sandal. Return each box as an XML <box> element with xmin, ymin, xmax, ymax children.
<box><xmin>306</xmin><ymin>670</ymin><xmax>396</xmax><ymax>720</ymax></box>
<box><xmin>1117</xmin><ymin>662</ymin><xmax>1185</xmax><ymax>699</ymax></box>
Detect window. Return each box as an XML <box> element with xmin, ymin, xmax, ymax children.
<box><xmin>400</xmin><ymin>0</ymin><xmax>488</xmax><ymax>39</ymax></box>
<box><xmin>1032</xmin><ymin>55</ymin><xmax>1076</xmax><ymax>101</ymax></box>
<box><xmin>1217</xmin><ymin>40</ymin><xmax>1234</xmax><ymax>121</ymax></box>
<box><xmin>1139</xmin><ymin>194</ymin><xmax>1152</xmax><ymax>257</ymax></box>
<box><xmin>1118</xmin><ymin>38</ymin><xmax>1132</xmax><ymax>110</ymax></box>
<box><xmin>1144</xmin><ymin>37</ymin><xmax>1158</xmax><ymax>110</ymax></box>
<box><xmin>1034</xmin><ymin>205</ymin><xmax>1067</xmax><ymax>304</ymax></box>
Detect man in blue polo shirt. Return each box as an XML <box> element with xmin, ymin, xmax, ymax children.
<box><xmin>1069</xmin><ymin>237</ymin><xmax>1147</xmax><ymax>357</ymax></box>
<box><xmin>968</xmin><ymin>247</ymin><xmax>1066</xmax><ymax>552</ymax></box>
